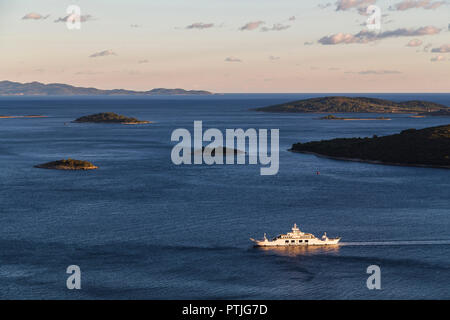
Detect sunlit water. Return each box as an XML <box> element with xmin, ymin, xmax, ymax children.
<box><xmin>0</xmin><ymin>93</ymin><xmax>449</xmax><ymax>299</ymax></box>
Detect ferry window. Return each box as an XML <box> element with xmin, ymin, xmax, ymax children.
<box><xmin>285</xmin><ymin>240</ymin><xmax>289</xmax><ymax>243</ymax></box>
<box><xmin>291</xmin><ymin>240</ymin><xmax>295</xmax><ymax>243</ymax></box>
<box><xmin>299</xmin><ymin>240</ymin><xmax>303</xmax><ymax>243</ymax></box>
<box><xmin>305</xmin><ymin>240</ymin><xmax>308</xmax><ymax>243</ymax></box>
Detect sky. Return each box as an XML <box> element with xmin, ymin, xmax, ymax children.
<box><xmin>0</xmin><ymin>0</ymin><xmax>449</xmax><ymax>93</ymax></box>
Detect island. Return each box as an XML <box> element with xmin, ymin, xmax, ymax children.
<box><xmin>0</xmin><ymin>80</ymin><xmax>212</xmax><ymax>96</ymax></box>
<box><xmin>73</xmin><ymin>112</ymin><xmax>150</xmax><ymax>124</ymax></box>
<box><xmin>0</xmin><ymin>115</ymin><xmax>47</xmax><ymax>119</ymax></box>
<box><xmin>319</xmin><ymin>115</ymin><xmax>391</xmax><ymax>121</ymax></box>
<box><xmin>35</xmin><ymin>159</ymin><xmax>98</xmax><ymax>170</ymax></box>
<box><xmin>253</xmin><ymin>96</ymin><xmax>447</xmax><ymax>114</ymax></box>
<box><xmin>417</xmin><ymin>109</ymin><xmax>450</xmax><ymax>117</ymax></box>
<box><xmin>290</xmin><ymin>124</ymin><xmax>450</xmax><ymax>168</ymax></box>
<box><xmin>201</xmin><ymin>146</ymin><xmax>245</xmax><ymax>156</ymax></box>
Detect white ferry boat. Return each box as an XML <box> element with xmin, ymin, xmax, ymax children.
<box><xmin>250</xmin><ymin>224</ymin><xmax>341</xmax><ymax>247</ymax></box>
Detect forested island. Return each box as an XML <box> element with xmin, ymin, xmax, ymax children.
<box><xmin>35</xmin><ymin>159</ymin><xmax>98</xmax><ymax>170</ymax></box>
<box><xmin>254</xmin><ymin>96</ymin><xmax>447</xmax><ymax>114</ymax></box>
<box><xmin>319</xmin><ymin>115</ymin><xmax>391</xmax><ymax>120</ymax></box>
<box><xmin>418</xmin><ymin>109</ymin><xmax>450</xmax><ymax>117</ymax></box>
<box><xmin>290</xmin><ymin>124</ymin><xmax>450</xmax><ymax>168</ymax></box>
<box><xmin>73</xmin><ymin>112</ymin><xmax>150</xmax><ymax>124</ymax></box>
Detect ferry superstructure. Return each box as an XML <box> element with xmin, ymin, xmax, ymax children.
<box><xmin>250</xmin><ymin>224</ymin><xmax>340</xmax><ymax>247</ymax></box>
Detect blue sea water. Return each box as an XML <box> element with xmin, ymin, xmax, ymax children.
<box><xmin>0</xmin><ymin>93</ymin><xmax>449</xmax><ymax>299</ymax></box>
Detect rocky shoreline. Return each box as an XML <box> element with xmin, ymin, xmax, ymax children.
<box><xmin>289</xmin><ymin>124</ymin><xmax>450</xmax><ymax>169</ymax></box>
<box><xmin>34</xmin><ymin>159</ymin><xmax>98</xmax><ymax>170</ymax></box>
<box><xmin>73</xmin><ymin>112</ymin><xmax>151</xmax><ymax>124</ymax></box>
<box><xmin>290</xmin><ymin>150</ymin><xmax>450</xmax><ymax>169</ymax></box>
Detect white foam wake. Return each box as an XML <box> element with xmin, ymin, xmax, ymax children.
<box><xmin>339</xmin><ymin>240</ymin><xmax>450</xmax><ymax>246</ymax></box>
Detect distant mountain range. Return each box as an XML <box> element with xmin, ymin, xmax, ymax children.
<box><xmin>254</xmin><ymin>96</ymin><xmax>448</xmax><ymax>114</ymax></box>
<box><xmin>0</xmin><ymin>81</ymin><xmax>213</xmax><ymax>96</ymax></box>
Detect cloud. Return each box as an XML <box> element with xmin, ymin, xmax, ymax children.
<box><xmin>318</xmin><ymin>3</ymin><xmax>333</xmax><ymax>9</ymax></box>
<box><xmin>89</xmin><ymin>50</ymin><xmax>117</xmax><ymax>58</ymax></box>
<box><xmin>431</xmin><ymin>44</ymin><xmax>450</xmax><ymax>52</ymax></box>
<box><xmin>130</xmin><ymin>24</ymin><xmax>141</xmax><ymax>28</ymax></box>
<box><xmin>381</xmin><ymin>26</ymin><xmax>440</xmax><ymax>36</ymax></box>
<box><xmin>318</xmin><ymin>26</ymin><xmax>441</xmax><ymax>44</ymax></box>
<box><xmin>336</xmin><ymin>0</ymin><xmax>377</xmax><ymax>11</ymax></box>
<box><xmin>357</xmin><ymin>70</ymin><xmax>402</xmax><ymax>74</ymax></box>
<box><xmin>406</xmin><ymin>39</ymin><xmax>423</xmax><ymax>47</ymax></box>
<box><xmin>344</xmin><ymin>70</ymin><xmax>402</xmax><ymax>74</ymax></box>
<box><xmin>261</xmin><ymin>24</ymin><xmax>291</xmax><ymax>32</ymax></box>
<box><xmin>423</xmin><ymin>43</ymin><xmax>433</xmax><ymax>51</ymax></box>
<box><xmin>304</xmin><ymin>41</ymin><xmax>314</xmax><ymax>45</ymax></box>
<box><xmin>54</xmin><ymin>14</ymin><xmax>94</xmax><ymax>23</ymax></box>
<box><xmin>431</xmin><ymin>55</ymin><xmax>446</xmax><ymax>61</ymax></box>
<box><xmin>225</xmin><ymin>57</ymin><xmax>242</xmax><ymax>62</ymax></box>
<box><xmin>22</xmin><ymin>13</ymin><xmax>49</xmax><ymax>20</ymax></box>
<box><xmin>269</xmin><ymin>56</ymin><xmax>280</xmax><ymax>61</ymax></box>
<box><xmin>138</xmin><ymin>59</ymin><xmax>149</xmax><ymax>64</ymax></box>
<box><xmin>392</xmin><ymin>0</ymin><xmax>446</xmax><ymax>11</ymax></box>
<box><xmin>319</xmin><ymin>32</ymin><xmax>359</xmax><ymax>44</ymax></box>
<box><xmin>186</xmin><ymin>22</ymin><xmax>214</xmax><ymax>29</ymax></box>
<box><xmin>239</xmin><ymin>21</ymin><xmax>265</xmax><ymax>31</ymax></box>
<box><xmin>289</xmin><ymin>16</ymin><xmax>296</xmax><ymax>21</ymax></box>
<box><xmin>75</xmin><ymin>71</ymin><xmax>103</xmax><ymax>75</ymax></box>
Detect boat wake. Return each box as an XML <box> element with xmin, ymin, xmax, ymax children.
<box><xmin>340</xmin><ymin>239</ymin><xmax>450</xmax><ymax>246</ymax></box>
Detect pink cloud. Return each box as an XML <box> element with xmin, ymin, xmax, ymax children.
<box><xmin>406</xmin><ymin>39</ymin><xmax>423</xmax><ymax>47</ymax></box>
<box><xmin>319</xmin><ymin>26</ymin><xmax>441</xmax><ymax>45</ymax></box>
<box><xmin>431</xmin><ymin>55</ymin><xmax>446</xmax><ymax>62</ymax></box>
<box><xmin>239</xmin><ymin>21</ymin><xmax>265</xmax><ymax>31</ymax></box>
<box><xmin>393</xmin><ymin>0</ymin><xmax>446</xmax><ymax>11</ymax></box>
<box><xmin>431</xmin><ymin>44</ymin><xmax>450</xmax><ymax>53</ymax></box>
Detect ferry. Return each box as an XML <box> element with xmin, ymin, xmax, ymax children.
<box><xmin>250</xmin><ymin>224</ymin><xmax>340</xmax><ymax>247</ymax></box>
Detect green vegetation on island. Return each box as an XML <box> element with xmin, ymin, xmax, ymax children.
<box><xmin>417</xmin><ymin>109</ymin><xmax>450</xmax><ymax>117</ymax></box>
<box><xmin>254</xmin><ymin>96</ymin><xmax>447</xmax><ymax>114</ymax></box>
<box><xmin>290</xmin><ymin>124</ymin><xmax>450</xmax><ymax>168</ymax></box>
<box><xmin>319</xmin><ymin>115</ymin><xmax>391</xmax><ymax>120</ymax></box>
<box><xmin>34</xmin><ymin>159</ymin><xmax>98</xmax><ymax>170</ymax></box>
<box><xmin>73</xmin><ymin>112</ymin><xmax>150</xmax><ymax>124</ymax></box>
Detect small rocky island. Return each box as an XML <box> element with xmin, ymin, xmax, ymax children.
<box><xmin>319</xmin><ymin>115</ymin><xmax>391</xmax><ymax>121</ymax></box>
<box><xmin>35</xmin><ymin>159</ymin><xmax>98</xmax><ymax>170</ymax></box>
<box><xmin>73</xmin><ymin>112</ymin><xmax>150</xmax><ymax>124</ymax></box>
<box><xmin>0</xmin><ymin>115</ymin><xmax>47</xmax><ymax>119</ymax></box>
<box><xmin>290</xmin><ymin>124</ymin><xmax>450</xmax><ymax>168</ymax></box>
<box><xmin>254</xmin><ymin>96</ymin><xmax>447</xmax><ymax>114</ymax></box>
<box><xmin>200</xmin><ymin>146</ymin><xmax>246</xmax><ymax>156</ymax></box>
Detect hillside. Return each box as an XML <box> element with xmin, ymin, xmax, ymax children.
<box><xmin>418</xmin><ymin>109</ymin><xmax>450</xmax><ymax>117</ymax></box>
<box><xmin>290</xmin><ymin>124</ymin><xmax>450</xmax><ymax>168</ymax></box>
<box><xmin>254</xmin><ymin>96</ymin><xmax>447</xmax><ymax>114</ymax></box>
<box><xmin>0</xmin><ymin>81</ymin><xmax>212</xmax><ymax>96</ymax></box>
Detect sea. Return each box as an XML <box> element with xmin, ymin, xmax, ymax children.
<box><xmin>0</xmin><ymin>93</ymin><xmax>449</xmax><ymax>299</ymax></box>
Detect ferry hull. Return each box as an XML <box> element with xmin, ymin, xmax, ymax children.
<box><xmin>250</xmin><ymin>238</ymin><xmax>340</xmax><ymax>247</ymax></box>
<box><xmin>250</xmin><ymin>224</ymin><xmax>341</xmax><ymax>247</ymax></box>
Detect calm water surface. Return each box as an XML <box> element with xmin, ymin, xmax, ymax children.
<box><xmin>0</xmin><ymin>93</ymin><xmax>449</xmax><ymax>299</ymax></box>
